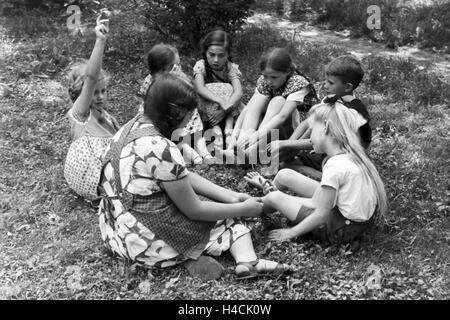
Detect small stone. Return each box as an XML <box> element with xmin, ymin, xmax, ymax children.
<box><xmin>184</xmin><ymin>255</ymin><xmax>224</xmax><ymax>281</ymax></box>
<box><xmin>0</xmin><ymin>83</ymin><xmax>11</xmax><ymax>98</ymax></box>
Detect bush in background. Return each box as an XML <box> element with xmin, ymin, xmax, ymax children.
<box><xmin>251</xmin><ymin>0</ymin><xmax>285</xmax><ymax>16</ymax></box>
<box><xmin>287</xmin><ymin>0</ymin><xmax>450</xmax><ymax>52</ymax></box>
<box><xmin>363</xmin><ymin>55</ymin><xmax>450</xmax><ymax>107</ymax></box>
<box><xmin>142</xmin><ymin>0</ymin><xmax>255</xmax><ymax>51</ymax></box>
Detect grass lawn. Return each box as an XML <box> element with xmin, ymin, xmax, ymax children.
<box><xmin>0</xmin><ymin>8</ymin><xmax>449</xmax><ymax>300</ymax></box>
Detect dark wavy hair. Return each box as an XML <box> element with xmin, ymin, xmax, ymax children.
<box><xmin>144</xmin><ymin>73</ymin><xmax>198</xmax><ymax>138</ymax></box>
<box><xmin>259</xmin><ymin>47</ymin><xmax>295</xmax><ymax>74</ymax></box>
<box><xmin>259</xmin><ymin>47</ymin><xmax>317</xmax><ymax>99</ymax></box>
<box><xmin>146</xmin><ymin>43</ymin><xmax>178</xmax><ymax>75</ymax></box>
<box><xmin>201</xmin><ymin>29</ymin><xmax>232</xmax><ymax>82</ymax></box>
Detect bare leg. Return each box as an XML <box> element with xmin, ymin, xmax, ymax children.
<box><xmin>228</xmin><ymin>106</ymin><xmax>246</xmax><ymax>150</ymax></box>
<box><xmin>238</xmin><ymin>94</ymin><xmax>269</xmax><ymax>145</ymax></box>
<box><xmin>224</xmin><ymin>115</ymin><xmax>234</xmax><ymax>149</ymax></box>
<box><xmin>273</xmin><ymin>168</ymin><xmax>319</xmax><ymax>197</ymax></box>
<box><xmin>263</xmin><ymin>191</ymin><xmax>315</xmax><ymax>221</ymax></box>
<box><xmin>243</xmin><ymin>97</ymin><xmax>286</xmax><ymax>159</ymax></box>
<box><xmin>258</xmin><ymin>96</ymin><xmax>286</xmax><ymax>129</ymax></box>
<box><xmin>179</xmin><ymin>142</ymin><xmax>202</xmax><ymax>165</ymax></box>
<box><xmin>281</xmin><ymin>161</ymin><xmax>323</xmax><ymax>181</ymax></box>
<box><xmin>230</xmin><ymin>233</ymin><xmax>291</xmax><ymax>274</ymax></box>
<box><xmin>229</xmin><ymin>233</ymin><xmax>257</xmax><ymax>263</ymax></box>
<box><xmin>194</xmin><ymin>133</ymin><xmax>211</xmax><ymax>158</ymax></box>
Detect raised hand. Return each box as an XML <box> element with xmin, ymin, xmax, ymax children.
<box><xmin>95</xmin><ymin>15</ymin><xmax>109</xmax><ymax>41</ymax></box>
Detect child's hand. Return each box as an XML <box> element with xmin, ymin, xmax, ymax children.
<box><xmin>268</xmin><ymin>228</ymin><xmax>295</xmax><ymax>242</ymax></box>
<box><xmin>225</xmin><ymin>132</ymin><xmax>237</xmax><ymax>150</ymax></box>
<box><xmin>219</xmin><ymin>99</ymin><xmax>233</xmax><ymax>111</ymax></box>
<box><xmin>247</xmin><ymin>131</ymin><xmax>259</xmax><ymax>147</ymax></box>
<box><xmin>267</xmin><ymin>140</ymin><xmax>284</xmax><ymax>156</ymax></box>
<box><xmin>242</xmin><ymin>197</ymin><xmax>264</xmax><ymax>217</ymax></box>
<box><xmin>228</xmin><ymin>192</ymin><xmax>250</xmax><ymax>203</ymax></box>
<box><xmin>95</xmin><ymin>15</ymin><xmax>109</xmax><ymax>41</ymax></box>
<box><xmin>235</xmin><ymin>192</ymin><xmax>251</xmax><ymax>202</ymax></box>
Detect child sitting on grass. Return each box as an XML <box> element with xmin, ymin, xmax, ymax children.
<box><xmin>268</xmin><ymin>55</ymin><xmax>372</xmax><ymax>180</ymax></box>
<box><xmin>138</xmin><ymin>44</ymin><xmax>214</xmax><ymax>165</ymax></box>
<box><xmin>193</xmin><ymin>29</ymin><xmax>245</xmax><ymax>153</ymax></box>
<box><xmin>217</xmin><ymin>47</ymin><xmax>317</xmax><ymax>164</ymax></box>
<box><xmin>64</xmin><ymin>16</ymin><xmax>121</xmax><ymax>202</ymax></box>
<box><xmin>245</xmin><ymin>97</ymin><xmax>387</xmax><ymax>245</ymax></box>
<box><xmin>67</xmin><ymin>16</ymin><xmax>119</xmax><ymax>141</ymax></box>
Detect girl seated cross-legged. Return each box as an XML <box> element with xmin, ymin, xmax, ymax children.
<box><xmin>244</xmin><ymin>97</ymin><xmax>387</xmax><ymax>245</ymax></box>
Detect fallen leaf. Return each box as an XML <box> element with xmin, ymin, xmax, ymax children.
<box><xmin>365</xmin><ymin>264</ymin><xmax>383</xmax><ymax>291</ymax></box>
<box><xmin>138</xmin><ymin>280</ymin><xmax>152</xmax><ymax>295</ymax></box>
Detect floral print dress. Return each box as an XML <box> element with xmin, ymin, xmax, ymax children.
<box><xmin>98</xmin><ymin>119</ymin><xmax>253</xmax><ymax>268</ymax></box>
<box><xmin>193</xmin><ymin>59</ymin><xmax>244</xmax><ymax>127</ymax></box>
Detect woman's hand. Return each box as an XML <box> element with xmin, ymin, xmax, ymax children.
<box><xmin>95</xmin><ymin>15</ymin><xmax>109</xmax><ymax>41</ymax></box>
<box><xmin>235</xmin><ymin>192</ymin><xmax>251</xmax><ymax>202</ymax></box>
<box><xmin>268</xmin><ymin>228</ymin><xmax>296</xmax><ymax>242</ymax></box>
<box><xmin>242</xmin><ymin>197</ymin><xmax>264</xmax><ymax>217</ymax></box>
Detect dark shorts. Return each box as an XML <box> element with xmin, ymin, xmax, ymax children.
<box><xmin>293</xmin><ymin>206</ymin><xmax>374</xmax><ymax>245</ymax></box>
<box><xmin>294</xmin><ymin>152</ymin><xmax>327</xmax><ymax>171</ymax></box>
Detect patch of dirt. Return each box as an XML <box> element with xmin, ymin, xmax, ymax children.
<box><xmin>248</xmin><ymin>13</ymin><xmax>450</xmax><ymax>81</ymax></box>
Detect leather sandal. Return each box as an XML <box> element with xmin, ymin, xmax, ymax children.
<box><xmin>235</xmin><ymin>259</ymin><xmax>293</xmax><ymax>279</ymax></box>
<box><xmin>261</xmin><ymin>179</ymin><xmax>277</xmax><ymax>195</ymax></box>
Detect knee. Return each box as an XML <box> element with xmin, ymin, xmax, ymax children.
<box><xmin>211</xmin><ymin>126</ymin><xmax>222</xmax><ymax>136</ymax></box>
<box><xmin>269</xmin><ymin>96</ymin><xmax>286</xmax><ymax>106</ymax></box>
<box><xmin>263</xmin><ymin>190</ymin><xmax>283</xmax><ymax>207</ymax></box>
<box><xmin>274</xmin><ymin>168</ymin><xmax>295</xmax><ymax>188</ymax></box>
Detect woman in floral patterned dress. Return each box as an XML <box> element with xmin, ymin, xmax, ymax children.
<box><xmin>98</xmin><ymin>73</ymin><xmax>292</xmax><ymax>279</ymax></box>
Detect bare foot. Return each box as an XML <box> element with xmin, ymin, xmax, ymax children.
<box><xmin>244</xmin><ymin>172</ymin><xmax>277</xmax><ymax>194</ymax></box>
<box><xmin>244</xmin><ymin>171</ymin><xmax>265</xmax><ymax>190</ymax></box>
<box><xmin>202</xmin><ymin>153</ymin><xmax>217</xmax><ymax>165</ymax></box>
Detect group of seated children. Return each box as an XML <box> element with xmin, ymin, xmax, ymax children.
<box><xmin>63</xmin><ymin>18</ymin><xmax>387</xmax><ymax>279</ymax></box>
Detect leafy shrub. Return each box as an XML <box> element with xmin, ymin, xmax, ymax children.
<box><xmin>363</xmin><ymin>55</ymin><xmax>450</xmax><ymax>107</ymax></box>
<box><xmin>143</xmin><ymin>0</ymin><xmax>255</xmax><ymax>51</ymax></box>
<box><xmin>295</xmin><ymin>42</ymin><xmax>348</xmax><ymax>83</ymax></box>
<box><xmin>233</xmin><ymin>22</ymin><xmax>292</xmax><ymax>85</ymax></box>
<box><xmin>286</xmin><ymin>0</ymin><xmax>450</xmax><ymax>52</ymax></box>
<box><xmin>251</xmin><ymin>0</ymin><xmax>285</xmax><ymax>16</ymax></box>
<box><xmin>0</xmin><ymin>0</ymin><xmax>66</xmax><ymax>15</ymax></box>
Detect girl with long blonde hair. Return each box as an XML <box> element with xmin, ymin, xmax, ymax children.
<box><xmin>245</xmin><ymin>96</ymin><xmax>387</xmax><ymax>244</ymax></box>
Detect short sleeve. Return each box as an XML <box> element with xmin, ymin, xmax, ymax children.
<box><xmin>320</xmin><ymin>158</ymin><xmax>342</xmax><ymax>190</ymax></box>
<box><xmin>282</xmin><ymin>74</ymin><xmax>310</xmax><ymax>98</ymax></box>
<box><xmin>150</xmin><ymin>138</ymin><xmax>188</xmax><ymax>182</ymax></box>
<box><xmin>193</xmin><ymin>60</ymin><xmax>206</xmax><ymax>78</ymax></box>
<box><xmin>286</xmin><ymin>87</ymin><xmax>311</xmax><ymax>103</ymax></box>
<box><xmin>228</xmin><ymin>62</ymin><xmax>242</xmax><ymax>81</ymax></box>
<box><xmin>255</xmin><ymin>75</ymin><xmax>271</xmax><ymax>96</ymax></box>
